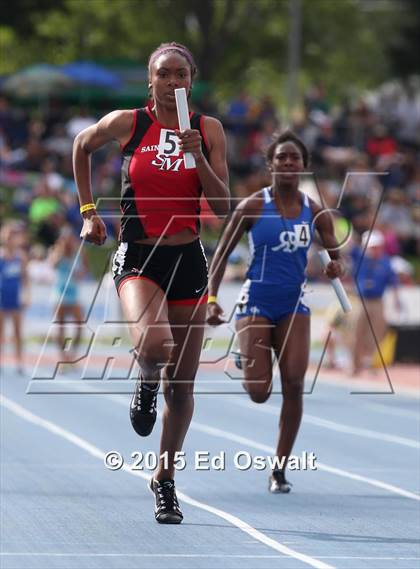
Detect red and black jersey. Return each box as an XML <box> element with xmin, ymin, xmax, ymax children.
<box><xmin>120</xmin><ymin>106</ymin><xmax>210</xmax><ymax>241</ymax></box>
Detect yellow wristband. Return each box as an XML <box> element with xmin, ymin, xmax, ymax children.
<box><xmin>208</xmin><ymin>295</ymin><xmax>218</xmax><ymax>304</ymax></box>
<box><xmin>80</xmin><ymin>203</ymin><xmax>96</xmax><ymax>214</ymax></box>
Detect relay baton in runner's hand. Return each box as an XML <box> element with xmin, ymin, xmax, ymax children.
<box><xmin>175</xmin><ymin>87</ymin><xmax>196</xmax><ymax>169</ymax></box>
<box><xmin>318</xmin><ymin>249</ymin><xmax>352</xmax><ymax>313</ymax></box>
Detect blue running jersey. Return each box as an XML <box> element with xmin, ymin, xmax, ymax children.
<box><xmin>0</xmin><ymin>255</ymin><xmax>23</xmax><ymax>310</ymax></box>
<box><xmin>246</xmin><ymin>187</ymin><xmax>313</xmax><ymax>287</ymax></box>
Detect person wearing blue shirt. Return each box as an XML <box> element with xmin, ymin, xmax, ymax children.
<box><xmin>351</xmin><ymin>230</ymin><xmax>400</xmax><ymax>375</ymax></box>
<box><xmin>207</xmin><ymin>130</ymin><xmax>344</xmax><ymax>494</ymax></box>
<box><xmin>48</xmin><ymin>226</ymin><xmax>87</xmax><ymax>364</ymax></box>
<box><xmin>0</xmin><ymin>222</ymin><xmax>29</xmax><ymax>374</ymax></box>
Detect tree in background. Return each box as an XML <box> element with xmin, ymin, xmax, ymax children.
<box><xmin>1</xmin><ymin>0</ymin><xmax>418</xmax><ymax>104</ymax></box>
<box><xmin>385</xmin><ymin>0</ymin><xmax>420</xmax><ymax>78</ymax></box>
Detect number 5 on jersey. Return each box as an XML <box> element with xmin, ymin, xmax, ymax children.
<box><xmin>158</xmin><ymin>129</ymin><xmax>180</xmax><ymax>156</ymax></box>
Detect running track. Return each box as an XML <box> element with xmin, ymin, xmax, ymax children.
<box><xmin>1</xmin><ymin>359</ymin><xmax>419</xmax><ymax>569</ymax></box>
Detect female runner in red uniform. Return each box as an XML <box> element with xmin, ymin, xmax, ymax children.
<box><xmin>73</xmin><ymin>42</ymin><xmax>229</xmax><ymax>524</ymax></box>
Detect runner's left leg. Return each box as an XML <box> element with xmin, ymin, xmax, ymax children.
<box><xmin>272</xmin><ymin>313</ymin><xmax>310</xmax><ymax>466</ymax></box>
<box><xmin>154</xmin><ymin>301</ymin><xmax>207</xmax><ymax>481</ymax></box>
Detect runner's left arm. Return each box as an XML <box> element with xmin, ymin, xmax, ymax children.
<box><xmin>312</xmin><ymin>202</ymin><xmax>345</xmax><ymax>279</ymax></box>
<box><xmin>177</xmin><ymin>116</ymin><xmax>230</xmax><ymax>217</ymax></box>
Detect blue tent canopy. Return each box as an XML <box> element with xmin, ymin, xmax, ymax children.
<box><xmin>60</xmin><ymin>62</ymin><xmax>122</xmax><ymax>89</ymax></box>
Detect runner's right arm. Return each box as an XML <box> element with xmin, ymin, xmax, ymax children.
<box><xmin>72</xmin><ymin>110</ymin><xmax>134</xmax><ymax>245</ymax></box>
<box><xmin>207</xmin><ymin>196</ymin><xmax>261</xmax><ymax>326</ymax></box>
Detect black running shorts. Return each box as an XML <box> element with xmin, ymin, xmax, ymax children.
<box><xmin>111</xmin><ymin>239</ymin><xmax>208</xmax><ymax>304</ymax></box>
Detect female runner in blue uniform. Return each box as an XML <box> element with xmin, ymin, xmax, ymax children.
<box><xmin>207</xmin><ymin>130</ymin><xmax>344</xmax><ymax>493</ymax></box>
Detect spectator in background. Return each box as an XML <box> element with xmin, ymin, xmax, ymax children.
<box><xmin>366</xmin><ymin>123</ymin><xmax>397</xmax><ymax>162</ymax></box>
<box><xmin>390</xmin><ymin>255</ymin><xmax>414</xmax><ymax>286</ymax></box>
<box><xmin>0</xmin><ymin>79</ymin><xmax>418</xmax><ymax>293</ymax></box>
<box><xmin>376</xmin><ymin>222</ymin><xmax>401</xmax><ymax>256</ymax></box>
<box><xmin>27</xmin><ymin>244</ymin><xmax>55</xmax><ymax>285</ymax></box>
<box><xmin>44</xmin><ymin>123</ymin><xmax>73</xmax><ymax>157</ymax></box>
<box><xmin>0</xmin><ymin>97</ymin><xmax>14</xmax><ymax>139</ymax></box>
<box><xmin>341</xmin><ymin>193</ymin><xmax>372</xmax><ymax>236</ymax></box>
<box><xmin>351</xmin><ymin>230</ymin><xmax>401</xmax><ymax>376</ymax></box>
<box><xmin>37</xmin><ymin>210</ymin><xmax>67</xmax><ymax>248</ymax></box>
<box><xmin>244</xmin><ymin>117</ymin><xmax>279</xmax><ymax>171</ymax></box>
<box><xmin>28</xmin><ymin>179</ymin><xmax>61</xmax><ymax>244</ymax></box>
<box><xmin>312</xmin><ymin>114</ymin><xmax>356</xmax><ymax>172</ymax></box>
<box><xmin>60</xmin><ymin>191</ymin><xmax>84</xmax><ymax>236</ymax></box>
<box><xmin>344</xmin><ymin>153</ymin><xmax>381</xmax><ymax>205</ymax></box>
<box><xmin>0</xmin><ymin>221</ymin><xmax>29</xmax><ymax>374</ymax></box>
<box><xmin>0</xmin><ymin>126</ymin><xmax>27</xmax><ymax>168</ymax></box>
<box><xmin>40</xmin><ymin>157</ymin><xmax>64</xmax><ymax>192</ymax></box>
<box><xmin>0</xmin><ymin>96</ymin><xmax>28</xmax><ymax>149</ymax></box>
<box><xmin>20</xmin><ymin>136</ymin><xmax>47</xmax><ymax>172</ymax></box>
<box><xmin>319</xmin><ymin>219</ymin><xmax>356</xmax><ymax>371</ymax></box>
<box><xmin>304</xmin><ymin>84</ymin><xmax>329</xmax><ymax>114</ymax></box>
<box><xmin>224</xmin><ymin>90</ymin><xmax>256</xmax><ymax>176</ymax></box>
<box><xmin>196</xmin><ymin>93</ymin><xmax>219</xmax><ymax>118</ymax></box>
<box><xmin>48</xmin><ymin>226</ymin><xmax>88</xmax><ymax>364</ymax></box>
<box><xmin>395</xmin><ymin>80</ymin><xmax>420</xmax><ymax>149</ymax></box>
<box><xmin>226</xmin><ymin>89</ymin><xmax>252</xmax><ymax>123</ymax></box>
<box><xmin>0</xmin><ymin>195</ymin><xmax>6</xmax><ymax>225</ymax></box>
<box><xmin>378</xmin><ymin>188</ymin><xmax>415</xmax><ymax>254</ymax></box>
<box><xmin>252</xmin><ymin>95</ymin><xmax>279</xmax><ymax>125</ymax></box>
<box><xmin>66</xmin><ymin>106</ymin><xmax>96</xmax><ymax>139</ymax></box>
<box><xmin>347</xmin><ymin>98</ymin><xmax>373</xmax><ymax>151</ymax></box>
<box><xmin>323</xmin><ymin>292</ymin><xmax>358</xmax><ymax>371</ymax></box>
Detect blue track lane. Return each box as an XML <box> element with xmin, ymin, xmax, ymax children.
<box><xmin>1</xmin><ymin>367</ymin><xmax>419</xmax><ymax>569</ymax></box>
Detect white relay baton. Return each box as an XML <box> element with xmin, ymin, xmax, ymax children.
<box><xmin>175</xmin><ymin>87</ymin><xmax>196</xmax><ymax>169</ymax></box>
<box><xmin>319</xmin><ymin>249</ymin><xmax>352</xmax><ymax>313</ymax></box>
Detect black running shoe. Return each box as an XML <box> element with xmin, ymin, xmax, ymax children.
<box><xmin>268</xmin><ymin>469</ymin><xmax>292</xmax><ymax>494</ymax></box>
<box><xmin>149</xmin><ymin>478</ymin><xmax>183</xmax><ymax>524</ymax></box>
<box><xmin>130</xmin><ymin>378</ymin><xmax>158</xmax><ymax>437</ymax></box>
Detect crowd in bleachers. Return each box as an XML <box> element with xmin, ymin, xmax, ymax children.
<box><xmin>0</xmin><ymin>79</ymin><xmax>419</xmax><ymax>279</ymax></box>
<box><xmin>221</xmin><ymin>82</ymin><xmax>419</xmax><ymax>263</ymax></box>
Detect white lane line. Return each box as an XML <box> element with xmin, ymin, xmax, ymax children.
<box><xmin>363</xmin><ymin>402</ymin><xmax>420</xmax><ymax>421</ymax></box>
<box><xmin>305</xmin><ymin>416</ymin><xmax>419</xmax><ymax>449</ymax></box>
<box><xmin>231</xmin><ymin>398</ymin><xmax>420</xmax><ymax>449</ymax></box>
<box><xmin>1</xmin><ymin>553</ymin><xmax>419</xmax><ymax>560</ymax></box>
<box><xmin>0</xmin><ymin>394</ymin><xmax>333</xmax><ymax>569</ymax></box>
<box><xmin>105</xmin><ymin>393</ymin><xmax>420</xmax><ymax>501</ymax></box>
<box><xmin>316</xmin><ymin>374</ymin><xmax>419</xmax><ymax>399</ymax></box>
<box><xmin>187</xmin><ymin>421</ymin><xmax>420</xmax><ymax>502</ymax></box>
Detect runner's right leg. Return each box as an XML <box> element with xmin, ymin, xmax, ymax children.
<box><xmin>235</xmin><ymin>316</ymin><xmax>274</xmax><ymax>403</ymax></box>
<box><xmin>119</xmin><ymin>278</ymin><xmax>173</xmax><ymax>436</ymax></box>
